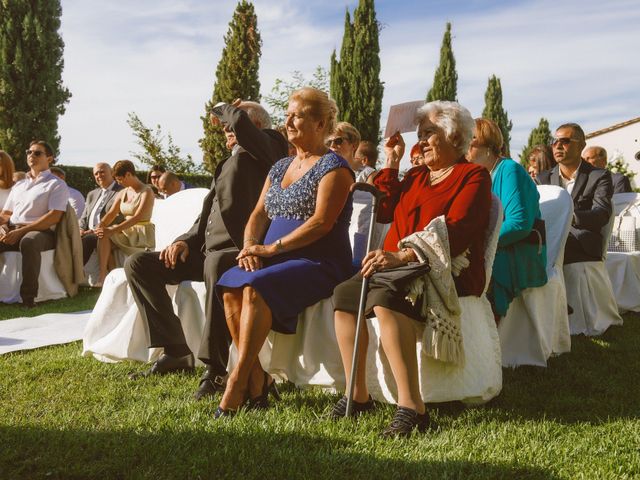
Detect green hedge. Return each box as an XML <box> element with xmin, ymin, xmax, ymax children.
<box><xmin>58</xmin><ymin>165</ymin><xmax>213</xmax><ymax>197</ymax></box>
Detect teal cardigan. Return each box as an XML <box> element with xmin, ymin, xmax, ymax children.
<box><xmin>490</xmin><ymin>158</ymin><xmax>547</xmax><ymax>316</ymax></box>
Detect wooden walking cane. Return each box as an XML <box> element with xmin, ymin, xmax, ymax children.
<box><xmin>345</xmin><ymin>182</ymin><xmax>385</xmax><ymax>417</ymax></box>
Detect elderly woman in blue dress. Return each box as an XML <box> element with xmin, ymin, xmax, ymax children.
<box><xmin>467</xmin><ymin>118</ymin><xmax>547</xmax><ymax>320</ymax></box>
<box><xmin>215</xmin><ymin>87</ymin><xmax>356</xmax><ymax>417</ymax></box>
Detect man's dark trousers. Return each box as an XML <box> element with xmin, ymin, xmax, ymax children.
<box><xmin>125</xmin><ymin>246</ymin><xmax>238</xmax><ymax>377</ymax></box>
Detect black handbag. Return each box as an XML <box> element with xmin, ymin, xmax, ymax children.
<box><xmin>368</xmin><ymin>262</ymin><xmax>431</xmax><ymax>293</ymax></box>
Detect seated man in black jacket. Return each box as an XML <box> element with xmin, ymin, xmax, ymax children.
<box><xmin>537</xmin><ymin>123</ymin><xmax>613</xmax><ymax>264</ymax></box>
<box><xmin>582</xmin><ymin>145</ymin><xmax>633</xmax><ymax>194</ymax></box>
<box><xmin>125</xmin><ymin>100</ymin><xmax>288</xmax><ymax>399</ymax></box>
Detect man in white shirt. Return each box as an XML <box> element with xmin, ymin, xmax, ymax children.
<box><xmin>50</xmin><ymin>166</ymin><xmax>86</xmax><ymax>218</ymax></box>
<box><xmin>78</xmin><ymin>163</ymin><xmax>123</xmax><ymax>265</ymax></box>
<box><xmin>0</xmin><ymin>140</ymin><xmax>70</xmax><ymax>307</ymax></box>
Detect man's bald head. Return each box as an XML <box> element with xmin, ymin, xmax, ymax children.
<box><xmin>582</xmin><ymin>146</ymin><xmax>607</xmax><ymax>169</ymax></box>
<box><xmin>158</xmin><ymin>171</ymin><xmax>182</xmax><ymax>197</ymax></box>
<box><xmin>93</xmin><ymin>162</ymin><xmax>114</xmax><ymax>189</ymax></box>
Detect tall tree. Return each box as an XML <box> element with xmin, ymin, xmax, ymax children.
<box><xmin>329</xmin><ymin>0</ymin><xmax>383</xmax><ymax>143</ymax></box>
<box><xmin>482</xmin><ymin>75</ymin><xmax>513</xmax><ymax>156</ymax></box>
<box><xmin>199</xmin><ymin>1</ymin><xmax>261</xmax><ymax>172</ymax></box>
<box><xmin>0</xmin><ymin>0</ymin><xmax>71</xmax><ymax>170</ymax></box>
<box><xmin>520</xmin><ymin>117</ymin><xmax>552</xmax><ymax>166</ymax></box>
<box><xmin>426</xmin><ymin>22</ymin><xmax>458</xmax><ymax>102</ymax></box>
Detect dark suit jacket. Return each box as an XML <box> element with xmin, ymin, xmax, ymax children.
<box><xmin>175</xmin><ymin>104</ymin><xmax>288</xmax><ymax>252</ymax></box>
<box><xmin>78</xmin><ymin>183</ymin><xmax>124</xmax><ymax>231</ymax></box>
<box><xmin>612</xmin><ymin>172</ymin><xmax>633</xmax><ymax>194</ymax></box>
<box><xmin>537</xmin><ymin>161</ymin><xmax>613</xmax><ymax>260</ymax></box>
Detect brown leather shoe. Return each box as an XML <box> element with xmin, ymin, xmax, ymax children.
<box><xmin>129</xmin><ymin>353</ymin><xmax>195</xmax><ymax>380</ymax></box>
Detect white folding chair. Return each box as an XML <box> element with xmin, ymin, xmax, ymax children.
<box><xmin>605</xmin><ymin>193</ymin><xmax>640</xmax><ymax>313</ymax></box>
<box><xmin>82</xmin><ymin>188</ymin><xmax>209</xmax><ymax>363</ymax></box>
<box><xmin>498</xmin><ymin>186</ymin><xmax>573</xmax><ymax>367</ymax></box>
<box><xmin>563</xmin><ymin>208</ymin><xmax>623</xmax><ymax>336</ymax></box>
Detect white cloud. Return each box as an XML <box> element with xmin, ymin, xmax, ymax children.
<box><xmin>57</xmin><ymin>0</ymin><xmax>640</xmax><ymax>169</ymax></box>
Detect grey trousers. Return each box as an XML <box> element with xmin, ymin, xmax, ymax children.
<box><xmin>0</xmin><ymin>229</ymin><xmax>56</xmax><ymax>302</ymax></box>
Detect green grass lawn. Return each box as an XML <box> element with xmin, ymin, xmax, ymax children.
<box><xmin>0</xmin><ymin>287</ymin><xmax>101</xmax><ymax>320</ymax></box>
<box><xmin>1</xmin><ymin>310</ymin><xmax>638</xmax><ymax>479</ymax></box>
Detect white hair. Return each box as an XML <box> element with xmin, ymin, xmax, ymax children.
<box><xmin>241</xmin><ymin>101</ymin><xmax>272</xmax><ymax>129</ymax></box>
<box><xmin>415</xmin><ymin>101</ymin><xmax>475</xmax><ymax>156</ymax></box>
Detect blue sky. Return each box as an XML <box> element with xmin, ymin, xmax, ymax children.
<box><xmin>57</xmin><ymin>0</ymin><xmax>640</xmax><ymax>169</ymax></box>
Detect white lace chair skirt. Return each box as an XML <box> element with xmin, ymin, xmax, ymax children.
<box><xmin>499</xmin><ymin>186</ymin><xmax>573</xmax><ymax>367</ymax></box>
<box><xmin>563</xmin><ymin>210</ymin><xmax>623</xmax><ymax>336</ymax></box>
<box><xmin>82</xmin><ymin>189</ymin><xmax>209</xmax><ymax>363</ymax></box>
<box><xmin>605</xmin><ymin>192</ymin><xmax>640</xmax><ymax>313</ymax></box>
<box><xmin>0</xmin><ymin>250</ymin><xmax>67</xmax><ymax>304</ymax></box>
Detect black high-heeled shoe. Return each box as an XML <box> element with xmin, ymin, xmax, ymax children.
<box><xmin>213</xmin><ymin>406</ymin><xmax>237</xmax><ymax>419</ymax></box>
<box><xmin>247</xmin><ymin>372</ymin><xmax>281</xmax><ymax>410</ymax></box>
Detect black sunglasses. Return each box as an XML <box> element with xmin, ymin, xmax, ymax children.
<box><xmin>327</xmin><ymin>137</ymin><xmax>345</xmax><ymax>146</ymax></box>
<box><xmin>25</xmin><ymin>149</ymin><xmax>46</xmax><ymax>157</ymax></box>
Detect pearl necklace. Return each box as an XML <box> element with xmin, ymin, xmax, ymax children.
<box><xmin>429</xmin><ymin>165</ymin><xmax>455</xmax><ymax>184</ymax></box>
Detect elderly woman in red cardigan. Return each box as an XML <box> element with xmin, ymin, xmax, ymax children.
<box><xmin>331</xmin><ymin>101</ymin><xmax>493</xmax><ymax>437</ymax></box>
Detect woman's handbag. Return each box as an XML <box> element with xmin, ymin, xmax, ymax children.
<box><xmin>369</xmin><ymin>261</ymin><xmax>431</xmax><ymax>293</ymax></box>
<box><xmin>608</xmin><ymin>202</ymin><xmax>639</xmax><ymax>253</ymax></box>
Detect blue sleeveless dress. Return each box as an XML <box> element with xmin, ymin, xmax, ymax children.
<box><xmin>217</xmin><ymin>151</ymin><xmax>356</xmax><ymax>334</ymax></box>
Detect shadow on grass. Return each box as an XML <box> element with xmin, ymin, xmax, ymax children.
<box><xmin>489</xmin><ymin>313</ymin><xmax>640</xmax><ymax>424</ymax></box>
<box><xmin>0</xmin><ymin>425</ymin><xmax>562</xmax><ymax>480</ymax></box>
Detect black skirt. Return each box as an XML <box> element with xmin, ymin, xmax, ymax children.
<box><xmin>332</xmin><ymin>272</ymin><xmax>425</xmax><ymax>322</ymax></box>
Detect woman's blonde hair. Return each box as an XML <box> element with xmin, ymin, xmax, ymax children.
<box><xmin>289</xmin><ymin>87</ymin><xmax>338</xmax><ymax>136</ymax></box>
<box><xmin>473</xmin><ymin>118</ymin><xmax>504</xmax><ymax>157</ymax></box>
<box><xmin>334</xmin><ymin>122</ymin><xmax>361</xmax><ymax>146</ymax></box>
<box><xmin>0</xmin><ymin>150</ymin><xmax>16</xmax><ymax>188</ymax></box>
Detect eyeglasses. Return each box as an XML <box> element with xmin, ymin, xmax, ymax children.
<box><xmin>551</xmin><ymin>137</ymin><xmax>577</xmax><ymax>147</ymax></box>
<box><xmin>25</xmin><ymin>150</ymin><xmax>46</xmax><ymax>157</ymax></box>
<box><xmin>327</xmin><ymin>137</ymin><xmax>345</xmax><ymax>147</ymax></box>
<box><xmin>150</xmin><ymin>175</ymin><xmax>161</xmax><ymax>179</ymax></box>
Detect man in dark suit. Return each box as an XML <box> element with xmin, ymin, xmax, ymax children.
<box><xmin>125</xmin><ymin>100</ymin><xmax>288</xmax><ymax>399</ymax></box>
<box><xmin>537</xmin><ymin>123</ymin><xmax>613</xmax><ymax>264</ymax></box>
<box><xmin>78</xmin><ymin>162</ymin><xmax>123</xmax><ymax>265</ymax></box>
<box><xmin>582</xmin><ymin>145</ymin><xmax>633</xmax><ymax>194</ymax></box>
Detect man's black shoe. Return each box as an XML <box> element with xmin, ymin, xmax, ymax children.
<box><xmin>129</xmin><ymin>353</ymin><xmax>195</xmax><ymax>380</ymax></box>
<box><xmin>194</xmin><ymin>368</ymin><xmax>227</xmax><ymax>400</ymax></box>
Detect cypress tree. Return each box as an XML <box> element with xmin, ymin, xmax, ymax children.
<box><xmin>350</xmin><ymin>0</ymin><xmax>384</xmax><ymax>143</ymax></box>
<box><xmin>520</xmin><ymin>118</ymin><xmax>552</xmax><ymax>166</ymax></box>
<box><xmin>426</xmin><ymin>22</ymin><xmax>458</xmax><ymax>102</ymax></box>
<box><xmin>330</xmin><ymin>9</ymin><xmax>354</xmax><ymax>125</ymax></box>
<box><xmin>329</xmin><ymin>0</ymin><xmax>383</xmax><ymax>143</ymax></box>
<box><xmin>482</xmin><ymin>75</ymin><xmax>513</xmax><ymax>156</ymax></box>
<box><xmin>199</xmin><ymin>1</ymin><xmax>261</xmax><ymax>172</ymax></box>
<box><xmin>0</xmin><ymin>0</ymin><xmax>71</xmax><ymax>170</ymax></box>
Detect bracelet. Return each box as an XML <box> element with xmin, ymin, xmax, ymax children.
<box><xmin>275</xmin><ymin>238</ymin><xmax>284</xmax><ymax>252</ymax></box>
<box><xmin>244</xmin><ymin>236</ymin><xmax>259</xmax><ymax>245</ymax></box>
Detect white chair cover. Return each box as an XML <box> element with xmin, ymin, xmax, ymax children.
<box><xmin>82</xmin><ymin>189</ymin><xmax>209</xmax><ymax>362</ymax></box>
<box><xmin>0</xmin><ymin>250</ymin><xmax>67</xmax><ymax>304</ymax></box>
<box><xmin>605</xmin><ymin>192</ymin><xmax>640</xmax><ymax>313</ymax></box>
<box><xmin>498</xmin><ymin>186</ymin><xmax>573</xmax><ymax>367</ymax></box>
<box><xmin>563</xmin><ymin>209</ymin><xmax>623</xmax><ymax>336</ymax></box>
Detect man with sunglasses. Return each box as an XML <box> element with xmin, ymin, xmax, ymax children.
<box><xmin>0</xmin><ymin>140</ymin><xmax>69</xmax><ymax>307</ymax></box>
<box><xmin>537</xmin><ymin>123</ymin><xmax>613</xmax><ymax>264</ymax></box>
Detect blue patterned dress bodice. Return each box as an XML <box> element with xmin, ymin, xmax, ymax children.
<box><xmin>265</xmin><ymin>151</ymin><xmax>353</xmax><ymax>225</ymax></box>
